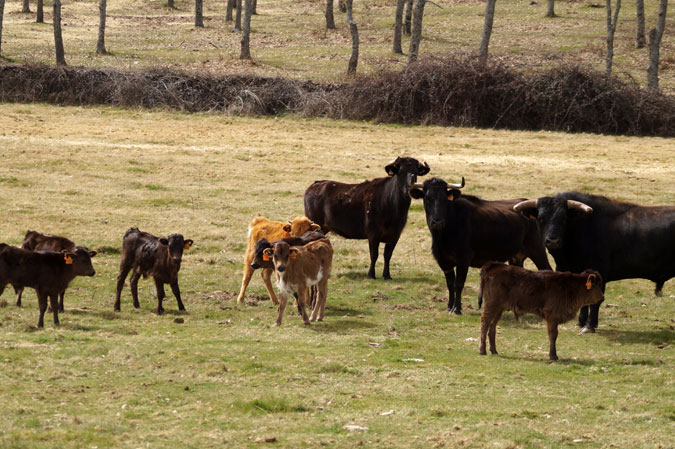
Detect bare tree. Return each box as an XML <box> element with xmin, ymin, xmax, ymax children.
<box><xmin>635</xmin><ymin>0</ymin><xmax>646</xmax><ymax>48</ymax></box>
<box><xmin>346</xmin><ymin>0</ymin><xmax>358</xmax><ymax>74</ymax></box>
<box><xmin>226</xmin><ymin>0</ymin><xmax>235</xmax><ymax>21</ymax></box>
<box><xmin>605</xmin><ymin>0</ymin><xmax>621</xmax><ymax>77</ymax></box>
<box><xmin>36</xmin><ymin>0</ymin><xmax>43</xmax><ymax>22</ymax></box>
<box><xmin>252</xmin><ymin>0</ymin><xmax>257</xmax><ymax>14</ymax></box>
<box><xmin>393</xmin><ymin>0</ymin><xmax>405</xmax><ymax>53</ymax></box>
<box><xmin>647</xmin><ymin>0</ymin><xmax>668</xmax><ymax>90</ymax></box>
<box><xmin>338</xmin><ymin>0</ymin><xmax>346</xmax><ymax>13</ymax></box>
<box><xmin>195</xmin><ymin>0</ymin><xmax>204</xmax><ymax>27</ymax></box>
<box><xmin>168</xmin><ymin>0</ymin><xmax>174</xmax><ymax>8</ymax></box>
<box><xmin>545</xmin><ymin>0</ymin><xmax>555</xmax><ymax>17</ymax></box>
<box><xmin>404</xmin><ymin>0</ymin><xmax>413</xmax><ymax>35</ymax></box>
<box><xmin>22</xmin><ymin>0</ymin><xmax>30</xmax><ymax>13</ymax></box>
<box><xmin>53</xmin><ymin>0</ymin><xmax>66</xmax><ymax>65</ymax></box>
<box><xmin>408</xmin><ymin>0</ymin><xmax>426</xmax><ymax>63</ymax></box>
<box><xmin>479</xmin><ymin>0</ymin><xmax>497</xmax><ymax>63</ymax></box>
<box><xmin>234</xmin><ymin>0</ymin><xmax>242</xmax><ymax>32</ymax></box>
<box><xmin>0</xmin><ymin>0</ymin><xmax>5</xmax><ymax>56</ymax></box>
<box><xmin>96</xmin><ymin>0</ymin><xmax>107</xmax><ymax>54</ymax></box>
<box><xmin>325</xmin><ymin>0</ymin><xmax>335</xmax><ymax>29</ymax></box>
<box><xmin>240</xmin><ymin>0</ymin><xmax>252</xmax><ymax>59</ymax></box>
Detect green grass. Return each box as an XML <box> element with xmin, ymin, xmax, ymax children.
<box><xmin>0</xmin><ymin>103</ymin><xmax>673</xmax><ymax>448</ymax></box>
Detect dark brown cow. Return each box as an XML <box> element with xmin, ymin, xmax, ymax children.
<box><xmin>304</xmin><ymin>157</ymin><xmax>429</xmax><ymax>280</ymax></box>
<box><xmin>263</xmin><ymin>239</ymin><xmax>333</xmax><ymax>326</ymax></box>
<box><xmin>0</xmin><ymin>244</ymin><xmax>97</xmax><ymax>328</ymax></box>
<box><xmin>479</xmin><ymin>262</ymin><xmax>604</xmax><ymax>360</ymax></box>
<box><xmin>114</xmin><ymin>228</ymin><xmax>193</xmax><ymax>315</ymax></box>
<box><xmin>14</xmin><ymin>230</ymin><xmax>86</xmax><ymax>311</ymax></box>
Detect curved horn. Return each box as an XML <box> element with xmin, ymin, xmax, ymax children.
<box><xmin>412</xmin><ymin>182</ymin><xmax>424</xmax><ymax>189</ymax></box>
<box><xmin>513</xmin><ymin>199</ymin><xmax>538</xmax><ymax>212</ymax></box>
<box><xmin>418</xmin><ymin>161</ymin><xmax>430</xmax><ymax>176</ymax></box>
<box><xmin>567</xmin><ymin>200</ymin><xmax>593</xmax><ymax>214</ymax></box>
<box><xmin>447</xmin><ymin>177</ymin><xmax>465</xmax><ymax>189</ymax></box>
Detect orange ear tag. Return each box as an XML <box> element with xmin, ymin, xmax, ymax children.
<box><xmin>290</xmin><ymin>252</ymin><xmax>297</xmax><ymax>259</ymax></box>
<box><xmin>184</xmin><ymin>242</ymin><xmax>192</xmax><ymax>250</ymax></box>
<box><xmin>64</xmin><ymin>256</ymin><xmax>73</xmax><ymax>265</ymax></box>
<box><xmin>448</xmin><ymin>193</ymin><xmax>455</xmax><ymax>201</ymax></box>
<box><xmin>387</xmin><ymin>173</ymin><xmax>393</xmax><ymax>177</ymax></box>
<box><xmin>262</xmin><ymin>253</ymin><xmax>270</xmax><ymax>262</ymax></box>
<box><xmin>585</xmin><ymin>279</ymin><xmax>592</xmax><ymax>290</ymax></box>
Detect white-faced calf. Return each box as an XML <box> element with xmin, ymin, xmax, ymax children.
<box><xmin>114</xmin><ymin>228</ymin><xmax>193</xmax><ymax>315</ymax></box>
<box><xmin>479</xmin><ymin>262</ymin><xmax>604</xmax><ymax>361</ymax></box>
<box><xmin>0</xmin><ymin>244</ymin><xmax>97</xmax><ymax>328</ymax></box>
<box><xmin>263</xmin><ymin>239</ymin><xmax>333</xmax><ymax>326</ymax></box>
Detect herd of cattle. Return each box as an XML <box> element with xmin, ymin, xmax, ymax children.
<box><xmin>1</xmin><ymin>156</ymin><xmax>673</xmax><ymax>360</ymax></box>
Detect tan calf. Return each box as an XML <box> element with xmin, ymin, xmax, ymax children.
<box><xmin>479</xmin><ymin>262</ymin><xmax>604</xmax><ymax>361</ymax></box>
<box><xmin>263</xmin><ymin>239</ymin><xmax>333</xmax><ymax>326</ymax></box>
<box><xmin>236</xmin><ymin>216</ymin><xmax>320</xmax><ymax>305</ymax></box>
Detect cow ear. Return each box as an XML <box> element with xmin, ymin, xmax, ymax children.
<box><xmin>289</xmin><ymin>248</ymin><xmax>299</xmax><ymax>259</ymax></box>
<box><xmin>447</xmin><ymin>189</ymin><xmax>462</xmax><ymax>201</ymax></box>
<box><xmin>88</xmin><ymin>250</ymin><xmax>97</xmax><ymax>258</ymax></box>
<box><xmin>63</xmin><ymin>253</ymin><xmax>75</xmax><ymax>265</ymax></box>
<box><xmin>283</xmin><ymin>223</ymin><xmax>292</xmax><ymax>233</ymax></box>
<box><xmin>417</xmin><ymin>161</ymin><xmax>430</xmax><ymax>176</ymax></box>
<box><xmin>262</xmin><ymin>248</ymin><xmax>273</xmax><ymax>261</ymax></box>
<box><xmin>310</xmin><ymin>223</ymin><xmax>321</xmax><ymax>231</ymax></box>
<box><xmin>183</xmin><ymin>239</ymin><xmax>193</xmax><ymax>250</ymax></box>
<box><xmin>409</xmin><ymin>188</ymin><xmax>424</xmax><ymax>199</ymax></box>
<box><xmin>159</xmin><ymin>238</ymin><xmax>169</xmax><ymax>245</ymax></box>
<box><xmin>585</xmin><ymin>273</ymin><xmax>597</xmax><ymax>290</ymax></box>
<box><xmin>385</xmin><ymin>159</ymin><xmax>400</xmax><ymax>176</ymax></box>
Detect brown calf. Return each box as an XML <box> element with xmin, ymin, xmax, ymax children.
<box><xmin>0</xmin><ymin>244</ymin><xmax>97</xmax><ymax>328</ymax></box>
<box><xmin>236</xmin><ymin>216</ymin><xmax>320</xmax><ymax>305</ymax></box>
<box><xmin>114</xmin><ymin>228</ymin><xmax>193</xmax><ymax>315</ymax></box>
<box><xmin>479</xmin><ymin>262</ymin><xmax>604</xmax><ymax>360</ymax></box>
<box><xmin>263</xmin><ymin>239</ymin><xmax>333</xmax><ymax>326</ymax></box>
<box><xmin>15</xmin><ymin>230</ymin><xmax>84</xmax><ymax>311</ymax></box>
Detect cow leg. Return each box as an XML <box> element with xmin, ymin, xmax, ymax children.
<box><xmin>130</xmin><ymin>271</ymin><xmax>142</xmax><ymax>309</ymax></box>
<box><xmin>655</xmin><ymin>281</ymin><xmax>664</xmax><ymax>297</ymax></box>
<box><xmin>114</xmin><ymin>264</ymin><xmax>132</xmax><ymax>312</ymax></box>
<box><xmin>585</xmin><ymin>300</ymin><xmax>603</xmax><ymax>332</ymax></box>
<box><xmin>261</xmin><ymin>268</ymin><xmax>279</xmax><ymax>305</ymax></box>
<box><xmin>451</xmin><ymin>264</ymin><xmax>469</xmax><ymax>315</ymax></box>
<box><xmin>547</xmin><ymin>320</ymin><xmax>559</xmax><ymax>361</ymax></box>
<box><xmin>49</xmin><ymin>294</ymin><xmax>60</xmax><ymax>326</ymax></box>
<box><xmin>479</xmin><ymin>312</ymin><xmax>489</xmax><ymax>355</ymax></box>
<box><xmin>236</xmin><ymin>259</ymin><xmax>255</xmax><ymax>304</ymax></box>
<box><xmin>488</xmin><ymin>311</ymin><xmax>502</xmax><ymax>355</ymax></box>
<box><xmin>14</xmin><ymin>285</ymin><xmax>24</xmax><ymax>307</ymax></box>
<box><xmin>577</xmin><ymin>305</ymin><xmax>589</xmax><ymax>328</ymax></box>
<box><xmin>58</xmin><ymin>290</ymin><xmax>65</xmax><ymax>313</ymax></box>
<box><xmin>297</xmin><ymin>289</ymin><xmax>310</xmax><ymax>325</ymax></box>
<box><xmin>382</xmin><ymin>240</ymin><xmax>399</xmax><ymax>280</ymax></box>
<box><xmin>276</xmin><ymin>294</ymin><xmax>289</xmax><ymax>326</ymax></box>
<box><xmin>155</xmin><ymin>279</ymin><xmax>166</xmax><ymax>315</ymax></box>
<box><xmin>367</xmin><ymin>239</ymin><xmax>379</xmax><ymax>279</ymax></box>
<box><xmin>443</xmin><ymin>268</ymin><xmax>456</xmax><ymax>312</ymax></box>
<box><xmin>170</xmin><ymin>281</ymin><xmax>186</xmax><ymax>312</ymax></box>
<box><xmin>37</xmin><ymin>291</ymin><xmax>48</xmax><ymax>328</ymax></box>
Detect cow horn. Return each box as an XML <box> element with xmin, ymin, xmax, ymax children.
<box><xmin>447</xmin><ymin>177</ymin><xmax>465</xmax><ymax>189</ymax></box>
<box><xmin>412</xmin><ymin>183</ymin><xmax>424</xmax><ymax>189</ymax></box>
<box><xmin>513</xmin><ymin>199</ymin><xmax>538</xmax><ymax>212</ymax></box>
<box><xmin>567</xmin><ymin>200</ymin><xmax>593</xmax><ymax>214</ymax></box>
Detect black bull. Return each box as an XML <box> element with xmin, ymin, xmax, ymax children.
<box><xmin>410</xmin><ymin>177</ymin><xmax>552</xmax><ymax>314</ymax></box>
<box><xmin>514</xmin><ymin>192</ymin><xmax>675</xmax><ymax>332</ymax></box>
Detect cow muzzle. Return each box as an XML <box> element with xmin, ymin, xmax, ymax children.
<box><xmin>173</xmin><ymin>257</ymin><xmax>182</xmax><ymax>265</ymax></box>
<box><xmin>429</xmin><ymin>219</ymin><xmax>444</xmax><ymax>231</ymax></box>
<box><xmin>544</xmin><ymin>237</ymin><xmax>562</xmax><ymax>250</ymax></box>
<box><xmin>89</xmin><ymin>270</ymin><xmax>96</xmax><ymax>277</ymax></box>
<box><xmin>250</xmin><ymin>262</ymin><xmax>261</xmax><ymax>269</ymax></box>
<box><xmin>276</xmin><ymin>265</ymin><xmax>286</xmax><ymax>272</ymax></box>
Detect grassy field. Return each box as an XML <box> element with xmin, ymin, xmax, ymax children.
<box><xmin>0</xmin><ymin>0</ymin><xmax>673</xmax><ymax>93</ymax></box>
<box><xmin>0</xmin><ymin>102</ymin><xmax>673</xmax><ymax>448</ymax></box>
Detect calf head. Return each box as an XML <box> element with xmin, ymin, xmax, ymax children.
<box><xmin>410</xmin><ymin>177</ymin><xmax>466</xmax><ymax>231</ymax></box>
<box><xmin>384</xmin><ymin>157</ymin><xmax>431</xmax><ymax>195</ymax></box>
<box><xmin>251</xmin><ymin>238</ymin><xmax>274</xmax><ymax>270</ymax></box>
<box><xmin>513</xmin><ymin>196</ymin><xmax>593</xmax><ymax>250</ymax></box>
<box><xmin>159</xmin><ymin>234</ymin><xmax>194</xmax><ymax>267</ymax></box>
<box><xmin>64</xmin><ymin>247</ymin><xmax>97</xmax><ymax>277</ymax></box>
<box><xmin>288</xmin><ymin>216</ymin><xmax>321</xmax><ymax>237</ymax></box>
<box><xmin>581</xmin><ymin>269</ymin><xmax>605</xmax><ymax>305</ymax></box>
<box><xmin>263</xmin><ymin>241</ymin><xmax>298</xmax><ymax>274</ymax></box>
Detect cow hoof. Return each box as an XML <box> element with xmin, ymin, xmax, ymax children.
<box><xmin>479</xmin><ymin>350</ymin><xmax>486</xmax><ymax>356</ymax></box>
<box><xmin>114</xmin><ymin>307</ymin><xmax>121</xmax><ymax>312</ymax></box>
<box><xmin>578</xmin><ymin>326</ymin><xmax>595</xmax><ymax>334</ymax></box>
<box><xmin>304</xmin><ymin>322</ymin><xmax>311</xmax><ymax>326</ymax></box>
<box><xmin>448</xmin><ymin>307</ymin><xmax>462</xmax><ymax>315</ymax></box>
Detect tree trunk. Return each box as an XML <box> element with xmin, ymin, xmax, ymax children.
<box><xmin>605</xmin><ymin>0</ymin><xmax>621</xmax><ymax>77</ymax></box>
<box><xmin>408</xmin><ymin>0</ymin><xmax>425</xmax><ymax>63</ymax></box>
<box><xmin>240</xmin><ymin>0</ymin><xmax>252</xmax><ymax>59</ymax></box>
<box><xmin>226</xmin><ymin>0</ymin><xmax>235</xmax><ymax>21</ymax></box>
<box><xmin>168</xmin><ymin>0</ymin><xmax>174</xmax><ymax>8</ymax></box>
<box><xmin>53</xmin><ymin>0</ymin><xmax>66</xmax><ymax>65</ymax></box>
<box><xmin>0</xmin><ymin>0</ymin><xmax>5</xmax><ymax>56</ymax></box>
<box><xmin>479</xmin><ymin>0</ymin><xmax>497</xmax><ymax>63</ymax></box>
<box><xmin>338</xmin><ymin>0</ymin><xmax>346</xmax><ymax>13</ymax></box>
<box><xmin>346</xmin><ymin>0</ymin><xmax>358</xmax><ymax>75</ymax></box>
<box><xmin>647</xmin><ymin>0</ymin><xmax>668</xmax><ymax>90</ymax></box>
<box><xmin>36</xmin><ymin>0</ymin><xmax>43</xmax><ymax>22</ymax></box>
<box><xmin>234</xmin><ymin>0</ymin><xmax>242</xmax><ymax>32</ymax></box>
<box><xmin>96</xmin><ymin>0</ymin><xmax>107</xmax><ymax>54</ymax></box>
<box><xmin>22</xmin><ymin>0</ymin><xmax>30</xmax><ymax>13</ymax></box>
<box><xmin>545</xmin><ymin>0</ymin><xmax>555</xmax><ymax>17</ymax></box>
<box><xmin>325</xmin><ymin>0</ymin><xmax>335</xmax><ymax>29</ymax></box>
<box><xmin>635</xmin><ymin>0</ymin><xmax>646</xmax><ymax>48</ymax></box>
<box><xmin>404</xmin><ymin>0</ymin><xmax>413</xmax><ymax>35</ymax></box>
<box><xmin>195</xmin><ymin>0</ymin><xmax>204</xmax><ymax>27</ymax></box>
<box><xmin>252</xmin><ymin>0</ymin><xmax>257</xmax><ymax>14</ymax></box>
<box><xmin>393</xmin><ymin>0</ymin><xmax>405</xmax><ymax>53</ymax></box>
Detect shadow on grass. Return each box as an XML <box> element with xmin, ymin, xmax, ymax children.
<box><xmin>308</xmin><ymin>319</ymin><xmax>377</xmax><ymax>333</ymax></box>
<box><xmin>496</xmin><ymin>353</ymin><xmax>598</xmax><ymax>366</ymax></box>
<box><xmin>68</xmin><ymin>308</ymin><xmax>121</xmax><ymax>320</ymax></box>
<box><xmin>323</xmin><ymin>305</ymin><xmax>371</xmax><ymax>317</ymax></box>
<box><xmin>335</xmin><ymin>270</ymin><xmax>432</xmax><ymax>285</ymax></box>
<box><xmin>599</xmin><ymin>328</ymin><xmax>674</xmax><ymax>346</ymax></box>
